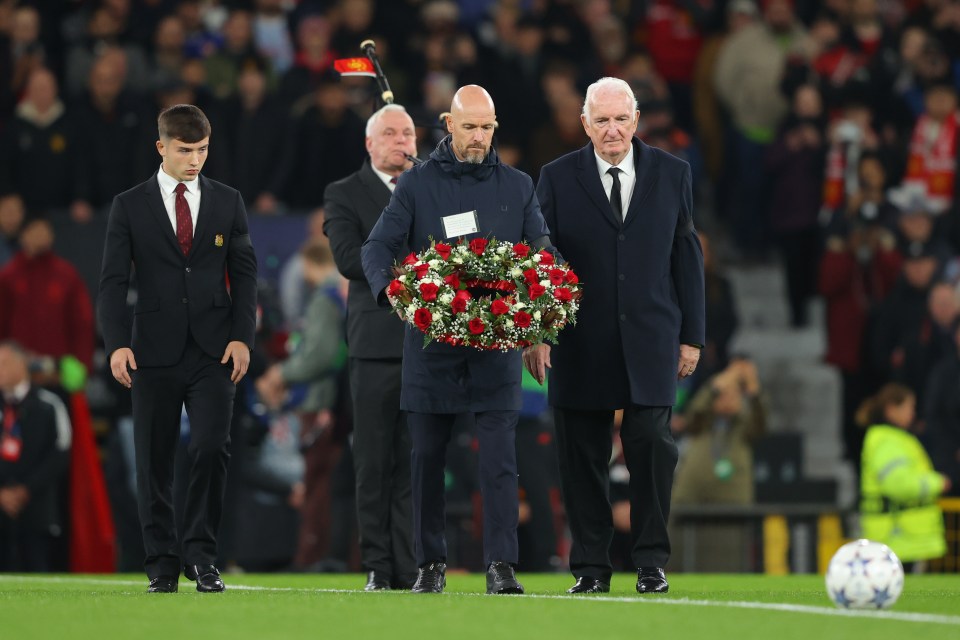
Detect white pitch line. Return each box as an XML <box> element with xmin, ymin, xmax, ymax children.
<box><xmin>1</xmin><ymin>575</ymin><xmax>958</xmax><ymax>627</ymax></box>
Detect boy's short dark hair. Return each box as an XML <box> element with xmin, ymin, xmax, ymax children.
<box><xmin>157</xmin><ymin>104</ymin><xmax>211</xmax><ymax>142</ymax></box>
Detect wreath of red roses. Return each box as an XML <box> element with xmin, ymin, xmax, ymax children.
<box><xmin>386</xmin><ymin>237</ymin><xmax>582</xmax><ymax>351</ymax></box>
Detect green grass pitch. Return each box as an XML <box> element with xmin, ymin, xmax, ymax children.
<box><xmin>1</xmin><ymin>573</ymin><xmax>958</xmax><ymax>640</ymax></box>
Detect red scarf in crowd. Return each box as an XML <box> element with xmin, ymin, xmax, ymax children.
<box><xmin>822</xmin><ymin>142</ymin><xmax>847</xmax><ymax>210</ymax></box>
<box><xmin>69</xmin><ymin>393</ymin><xmax>116</xmax><ymax>572</ymax></box>
<box><xmin>904</xmin><ymin>112</ymin><xmax>958</xmax><ymax>213</ymax></box>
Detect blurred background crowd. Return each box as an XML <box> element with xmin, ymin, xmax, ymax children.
<box><xmin>2</xmin><ymin>0</ymin><xmax>960</xmax><ymax>574</ymax></box>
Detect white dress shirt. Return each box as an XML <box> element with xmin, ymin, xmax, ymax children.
<box><xmin>594</xmin><ymin>145</ymin><xmax>636</xmax><ymax>220</ymax></box>
<box><xmin>371</xmin><ymin>164</ymin><xmax>398</xmax><ymax>192</ymax></box>
<box><xmin>156</xmin><ymin>166</ymin><xmax>200</xmax><ymax>233</ymax></box>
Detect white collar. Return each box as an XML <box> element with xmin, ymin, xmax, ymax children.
<box><xmin>3</xmin><ymin>380</ymin><xmax>30</xmax><ymax>404</ymax></box>
<box><xmin>370</xmin><ymin>163</ymin><xmax>399</xmax><ymax>190</ymax></box>
<box><xmin>594</xmin><ymin>144</ymin><xmax>635</xmax><ymax>179</ymax></box>
<box><xmin>157</xmin><ymin>165</ymin><xmax>200</xmax><ymax>196</ymax></box>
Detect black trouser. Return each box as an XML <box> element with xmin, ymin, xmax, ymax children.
<box><xmin>350</xmin><ymin>357</ymin><xmax>416</xmax><ymax>582</ymax></box>
<box><xmin>516</xmin><ymin>415</ymin><xmax>560</xmax><ymax>571</ymax></box>
<box><xmin>554</xmin><ymin>405</ymin><xmax>677</xmax><ymax>581</ymax></box>
<box><xmin>0</xmin><ymin>517</ymin><xmax>53</xmax><ymax>571</ymax></box>
<box><xmin>131</xmin><ymin>335</ymin><xmax>235</xmax><ymax>579</ymax></box>
<box><xmin>407</xmin><ymin>410</ymin><xmax>519</xmax><ymax>567</ymax></box>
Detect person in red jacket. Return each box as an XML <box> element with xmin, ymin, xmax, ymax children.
<box><xmin>819</xmin><ymin>207</ymin><xmax>901</xmax><ymax>470</ymax></box>
<box><xmin>0</xmin><ymin>218</ymin><xmax>94</xmax><ymax>375</ymax></box>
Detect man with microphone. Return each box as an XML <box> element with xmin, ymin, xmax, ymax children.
<box><xmin>323</xmin><ymin>103</ymin><xmax>419</xmax><ymax>591</ymax></box>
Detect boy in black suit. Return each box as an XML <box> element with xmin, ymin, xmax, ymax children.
<box><xmin>98</xmin><ymin>104</ymin><xmax>258</xmax><ymax>593</ymax></box>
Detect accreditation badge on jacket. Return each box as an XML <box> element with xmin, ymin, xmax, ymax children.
<box><xmin>1</xmin><ymin>433</ymin><xmax>22</xmax><ymax>461</ymax></box>
<box><xmin>0</xmin><ymin>407</ymin><xmax>22</xmax><ymax>462</ymax></box>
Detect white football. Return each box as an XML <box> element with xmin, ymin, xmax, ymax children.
<box><xmin>825</xmin><ymin>539</ymin><xmax>905</xmax><ymax>609</ymax></box>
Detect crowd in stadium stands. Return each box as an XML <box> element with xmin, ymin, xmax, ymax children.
<box><xmin>1</xmin><ymin>0</ymin><xmax>959</xmax><ymax>573</ymax></box>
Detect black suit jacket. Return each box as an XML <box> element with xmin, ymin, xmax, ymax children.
<box><xmin>0</xmin><ymin>387</ymin><xmax>70</xmax><ymax>532</ymax></box>
<box><xmin>537</xmin><ymin>138</ymin><xmax>705</xmax><ymax>409</ymax></box>
<box><xmin>323</xmin><ymin>159</ymin><xmax>405</xmax><ymax>359</ymax></box>
<box><xmin>97</xmin><ymin>173</ymin><xmax>258</xmax><ymax>367</ymax></box>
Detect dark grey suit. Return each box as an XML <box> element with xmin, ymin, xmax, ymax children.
<box><xmin>323</xmin><ymin>159</ymin><xmax>415</xmax><ymax>585</ymax></box>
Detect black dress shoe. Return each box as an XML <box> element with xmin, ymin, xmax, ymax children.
<box><xmin>636</xmin><ymin>567</ymin><xmax>669</xmax><ymax>594</ymax></box>
<box><xmin>567</xmin><ymin>577</ymin><xmax>610</xmax><ymax>594</ymax></box>
<box><xmin>184</xmin><ymin>564</ymin><xmax>226</xmax><ymax>593</ymax></box>
<box><xmin>147</xmin><ymin>576</ymin><xmax>178</xmax><ymax>593</ymax></box>
<box><xmin>411</xmin><ymin>562</ymin><xmax>446</xmax><ymax>594</ymax></box>
<box><xmin>486</xmin><ymin>562</ymin><xmax>524</xmax><ymax>595</ymax></box>
<box><xmin>364</xmin><ymin>571</ymin><xmax>392</xmax><ymax>591</ymax></box>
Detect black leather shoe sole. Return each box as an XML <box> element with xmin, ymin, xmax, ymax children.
<box><xmin>196</xmin><ymin>577</ymin><xmax>226</xmax><ymax>593</ymax></box>
<box><xmin>147</xmin><ymin>577</ymin><xmax>178</xmax><ymax>593</ymax></box>
<box><xmin>364</xmin><ymin>578</ymin><xmax>391</xmax><ymax>591</ymax></box>
<box><xmin>637</xmin><ymin>568</ymin><xmax>669</xmax><ymax>594</ymax></box>
<box><xmin>567</xmin><ymin>578</ymin><xmax>611</xmax><ymax>594</ymax></box>
<box><xmin>487</xmin><ymin>583</ymin><xmax>524</xmax><ymax>595</ymax></box>
<box><xmin>411</xmin><ymin>578</ymin><xmax>445</xmax><ymax>594</ymax></box>
<box><xmin>636</xmin><ymin>577</ymin><xmax>669</xmax><ymax>593</ymax></box>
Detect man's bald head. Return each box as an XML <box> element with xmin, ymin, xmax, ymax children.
<box><xmin>446</xmin><ymin>85</ymin><xmax>498</xmax><ymax>164</ymax></box>
<box><xmin>450</xmin><ymin>85</ymin><xmax>495</xmax><ymax>118</ymax></box>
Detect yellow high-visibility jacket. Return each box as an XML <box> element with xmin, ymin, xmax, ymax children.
<box><xmin>860</xmin><ymin>424</ymin><xmax>946</xmax><ymax>562</ymax></box>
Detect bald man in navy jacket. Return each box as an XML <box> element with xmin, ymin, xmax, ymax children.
<box><xmin>362</xmin><ymin>85</ymin><xmax>556</xmax><ymax>595</ymax></box>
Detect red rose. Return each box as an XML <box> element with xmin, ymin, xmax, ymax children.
<box><xmin>402</xmin><ymin>252</ymin><xmax>418</xmax><ymax>266</ymax></box>
<box><xmin>434</xmin><ymin>242</ymin><xmax>452</xmax><ymax>259</ymax></box>
<box><xmin>451</xmin><ymin>296</ymin><xmax>468</xmax><ymax>313</ymax></box>
<box><xmin>564</xmin><ymin>270</ymin><xmax>579</xmax><ymax>284</ymax></box>
<box><xmin>469</xmin><ymin>238</ymin><xmax>489</xmax><ymax>255</ymax></box>
<box><xmin>513</xmin><ymin>311</ymin><xmax>532</xmax><ymax>328</ymax></box>
<box><xmin>490</xmin><ymin>299</ymin><xmax>510</xmax><ymax>316</ymax></box>
<box><xmin>444</xmin><ymin>272</ymin><xmax>460</xmax><ymax>289</ymax></box>
<box><xmin>523</xmin><ymin>268</ymin><xmax>539</xmax><ymax>285</ymax></box>
<box><xmin>553</xmin><ymin>287</ymin><xmax>572</xmax><ymax>302</ymax></box>
<box><xmin>419</xmin><ymin>282</ymin><xmax>439</xmax><ymax>302</ymax></box>
<box><xmin>548</xmin><ymin>269</ymin><xmax>566</xmax><ymax>286</ymax></box>
<box><xmin>528</xmin><ymin>284</ymin><xmax>546</xmax><ymax>300</ymax></box>
<box><xmin>412</xmin><ymin>263</ymin><xmax>430</xmax><ymax>279</ymax></box>
<box><xmin>538</xmin><ymin>250</ymin><xmax>555</xmax><ymax>265</ymax></box>
<box><xmin>386</xmin><ymin>279</ymin><xmax>405</xmax><ymax>297</ymax></box>
<box><xmin>468</xmin><ymin>318</ymin><xmax>486</xmax><ymax>334</ymax></box>
<box><xmin>414</xmin><ymin>308</ymin><xmax>432</xmax><ymax>331</ymax></box>
<box><xmin>513</xmin><ymin>243</ymin><xmax>531</xmax><ymax>258</ymax></box>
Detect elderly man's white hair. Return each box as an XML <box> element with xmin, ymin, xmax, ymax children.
<box><xmin>365</xmin><ymin>103</ymin><xmax>410</xmax><ymax>138</ymax></box>
<box><xmin>582</xmin><ymin>77</ymin><xmax>637</xmax><ymax>121</ymax></box>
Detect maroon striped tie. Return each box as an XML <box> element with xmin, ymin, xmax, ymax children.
<box><xmin>174</xmin><ymin>182</ymin><xmax>193</xmax><ymax>256</ymax></box>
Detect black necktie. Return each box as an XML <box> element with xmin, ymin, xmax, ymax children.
<box><xmin>607</xmin><ymin>167</ymin><xmax>622</xmax><ymax>220</ymax></box>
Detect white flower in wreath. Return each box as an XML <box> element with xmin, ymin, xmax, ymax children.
<box><xmin>397</xmin><ymin>275</ymin><xmax>407</xmax><ymax>283</ymax></box>
<box><xmin>440</xmin><ymin>293</ymin><xmax>454</xmax><ymax>304</ymax></box>
<box><xmin>428</xmin><ymin>259</ymin><xmax>440</xmax><ymax>267</ymax></box>
<box><xmin>496</xmin><ymin>245</ymin><xmax>508</xmax><ymax>254</ymax></box>
<box><xmin>510</xmin><ymin>268</ymin><xmax>522</xmax><ymax>278</ymax></box>
<box><xmin>513</xmin><ymin>301</ymin><xmax>526</xmax><ymax>310</ymax></box>
<box><xmin>452</xmin><ymin>256</ymin><xmax>464</xmax><ymax>264</ymax></box>
<box><xmin>532</xmin><ymin>253</ymin><xmax>542</xmax><ymax>262</ymax></box>
<box><xmin>534</xmin><ymin>311</ymin><xmax>542</xmax><ymax>321</ymax></box>
<box><xmin>540</xmin><ymin>279</ymin><xmax>550</xmax><ymax>287</ymax></box>
<box><xmin>506</xmin><ymin>319</ymin><xmax>515</xmax><ymax>328</ymax></box>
